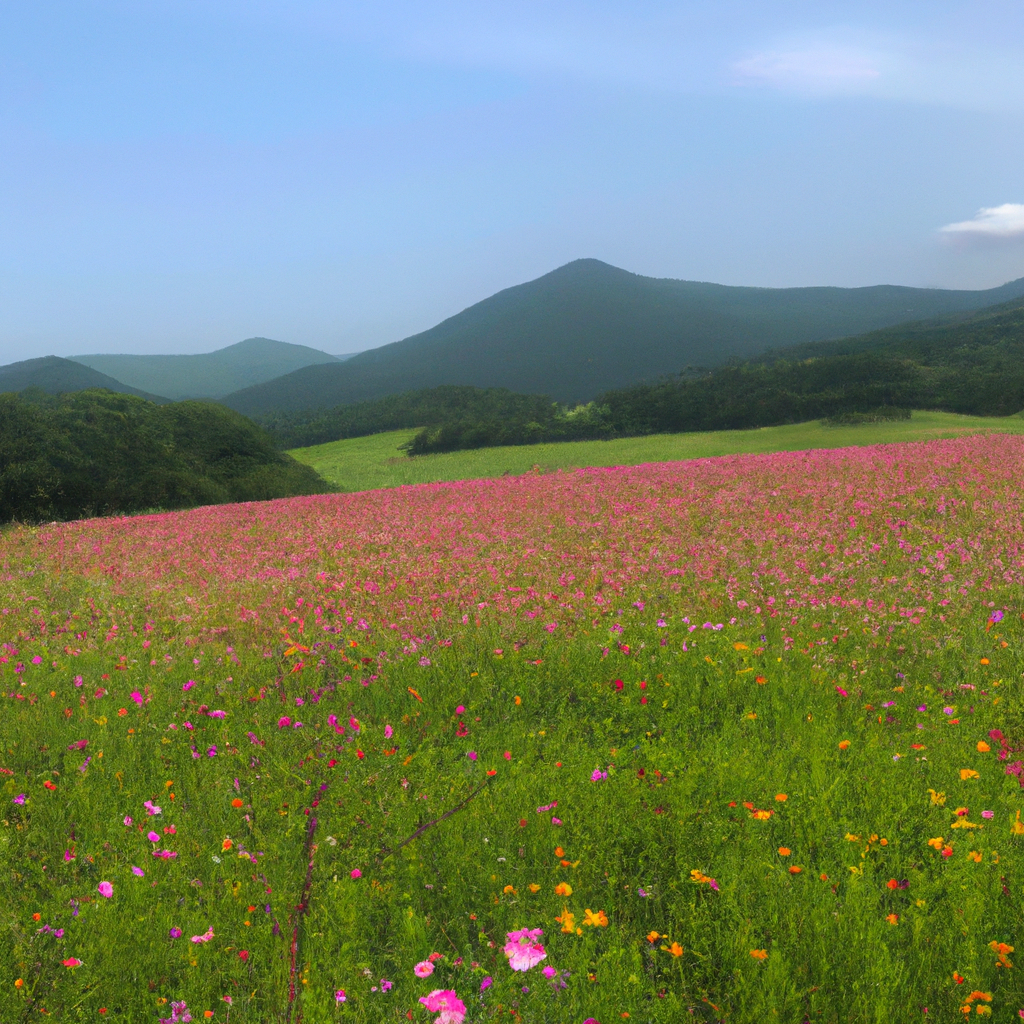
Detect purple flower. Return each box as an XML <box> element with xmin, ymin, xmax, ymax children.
<box><xmin>169</xmin><ymin>927</ymin><xmax>182</xmax><ymax>939</ymax></box>
<box><xmin>13</xmin><ymin>794</ymin><xmax>25</xmax><ymax>805</ymax></box>
<box><xmin>206</xmin><ymin>746</ymin><xmax>217</xmax><ymax>757</ymax></box>
<box><xmin>480</xmin><ymin>976</ymin><xmax>493</xmax><ymax>992</ymax></box>
<box><xmin>334</xmin><ymin>990</ymin><xmax>346</xmax><ymax>1004</ymax></box>
<box><xmin>590</xmin><ymin>769</ymin><xmax>608</xmax><ymax>782</ymax></box>
<box><xmin>943</xmin><ymin>707</ymin><xmax>955</xmax><ymax>715</ymax></box>
<box><xmin>131</xmin><ymin>866</ymin><xmax>145</xmax><ymax>877</ymax></box>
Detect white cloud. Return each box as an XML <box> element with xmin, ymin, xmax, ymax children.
<box><xmin>732</xmin><ymin>45</ymin><xmax>882</xmax><ymax>93</ymax></box>
<box><xmin>940</xmin><ymin>204</ymin><xmax>1024</xmax><ymax>242</ymax></box>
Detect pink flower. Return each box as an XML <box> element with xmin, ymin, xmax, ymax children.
<box><xmin>148</xmin><ymin>831</ymin><xmax>161</xmax><ymax>843</ymax></box>
<box><xmin>98</xmin><ymin>881</ymin><xmax>113</xmax><ymax>898</ymax></box>
<box><xmin>130</xmin><ymin>690</ymin><xmax>144</xmax><ymax>705</ymax></box>
<box><xmin>503</xmin><ymin>928</ymin><xmax>547</xmax><ymax>971</ymax></box>
<box><xmin>542</xmin><ymin>966</ymin><xmax>557</xmax><ymax>979</ymax></box>
<box><xmin>384</xmin><ymin>724</ymin><xmax>393</xmax><ymax>739</ymax></box>
<box><xmin>190</xmin><ymin>927</ymin><xmax>214</xmax><ymax>943</ymax></box>
<box><xmin>350</xmin><ymin>869</ymin><xmax>362</xmax><ymax>879</ymax></box>
<box><xmin>334</xmin><ymin>989</ymin><xmax>346</xmax><ymax>1004</ymax></box>
<box><xmin>414</xmin><ymin>961</ymin><xmax>435</xmax><ymax>978</ymax></box>
<box><xmin>143</xmin><ymin>801</ymin><xmax>161</xmax><ymax>816</ymax></box>
<box><xmin>467</xmin><ymin>751</ymin><xmax>478</xmax><ymax>761</ymax></box>
<box><xmin>418</xmin><ymin>989</ymin><xmax>466</xmax><ymax>1024</ymax></box>
<box><xmin>131</xmin><ymin>866</ymin><xmax>145</xmax><ymax>877</ymax></box>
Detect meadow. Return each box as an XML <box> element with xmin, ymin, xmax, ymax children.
<box><xmin>1</xmin><ymin>432</ymin><xmax>1023</xmax><ymax>1023</ymax></box>
<box><xmin>287</xmin><ymin>410</ymin><xmax>1024</xmax><ymax>493</ymax></box>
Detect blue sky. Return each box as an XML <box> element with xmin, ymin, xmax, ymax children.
<box><xmin>2</xmin><ymin>0</ymin><xmax>1023</xmax><ymax>362</ymax></box>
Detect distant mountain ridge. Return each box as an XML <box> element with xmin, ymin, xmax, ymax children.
<box><xmin>0</xmin><ymin>356</ymin><xmax>168</xmax><ymax>402</ymax></box>
<box><xmin>72</xmin><ymin>337</ymin><xmax>339</xmax><ymax>400</ymax></box>
<box><xmin>220</xmin><ymin>259</ymin><xmax>1024</xmax><ymax>416</ymax></box>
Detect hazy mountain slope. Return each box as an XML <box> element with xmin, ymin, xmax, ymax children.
<box><xmin>0</xmin><ymin>355</ymin><xmax>167</xmax><ymax>401</ymax></box>
<box><xmin>766</xmin><ymin>293</ymin><xmax>1024</xmax><ymax>364</ymax></box>
<box><xmin>220</xmin><ymin>259</ymin><xmax>1024</xmax><ymax>415</ymax></box>
<box><xmin>72</xmin><ymin>337</ymin><xmax>339</xmax><ymax>400</ymax></box>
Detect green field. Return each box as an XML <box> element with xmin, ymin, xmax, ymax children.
<box><xmin>289</xmin><ymin>410</ymin><xmax>1024</xmax><ymax>492</ymax></box>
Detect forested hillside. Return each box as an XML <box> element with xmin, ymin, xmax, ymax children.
<box><xmin>0</xmin><ymin>390</ymin><xmax>332</xmax><ymax>524</ymax></box>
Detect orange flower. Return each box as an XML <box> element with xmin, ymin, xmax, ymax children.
<box><xmin>554</xmin><ymin>847</ymin><xmax>565</xmax><ymax>857</ymax></box>
<box><xmin>14</xmin><ymin>979</ymin><xmax>23</xmax><ymax>988</ymax></box>
<box><xmin>886</xmin><ymin>879</ymin><xmax>899</xmax><ymax>890</ymax></box>
<box><xmin>819</xmin><ymin>873</ymin><xmax>829</xmax><ymax>881</ymax></box>
<box><xmin>777</xmin><ymin>847</ymin><xmax>791</xmax><ymax>857</ymax></box>
<box><xmin>661</xmin><ymin>941</ymin><xmax>684</xmax><ymax>957</ymax></box>
<box><xmin>749</xmin><ymin>949</ymin><xmax>768</xmax><ymax>960</ymax></box>
<box><xmin>222</xmin><ymin>838</ymin><xmax>233</xmax><ymax>852</ymax></box>
<box><xmin>775</xmin><ymin>793</ymin><xmax>788</xmax><ymax>802</ymax></box>
<box><xmin>554</xmin><ymin>882</ymin><xmax>573</xmax><ymax>896</ymax></box>
<box><xmin>752</xmin><ymin>809</ymin><xmax>773</xmax><ymax>821</ymax></box>
<box><xmin>960</xmin><ymin>769</ymin><xmax>980</xmax><ymax>781</ymax></box>
<box><xmin>838</xmin><ymin>740</ymin><xmax>850</xmax><ymax>750</ymax></box>
<box><xmin>886</xmin><ymin>913</ymin><xmax>899</xmax><ymax>925</ymax></box>
<box><xmin>977</xmin><ymin>741</ymin><xmax>991</xmax><ymax>753</ymax></box>
<box><xmin>755</xmin><ymin>676</ymin><xmax>767</xmax><ymax>685</ymax></box>
<box><xmin>927</xmin><ymin>837</ymin><xmax>945</xmax><ymax>849</ymax></box>
<box><xmin>529</xmin><ymin>883</ymin><xmax>540</xmax><ymax>893</ymax></box>
<box><xmin>788</xmin><ymin>865</ymin><xmax>802</xmax><ymax>875</ymax></box>
<box><xmin>968</xmin><ymin>851</ymin><xmax>982</xmax><ymax>863</ymax></box>
<box><xmin>583</xmin><ymin>908</ymin><xmax>609</xmax><ymax>927</ymax></box>
<box><xmin>503</xmin><ymin>885</ymin><xmax>516</xmax><ymax>894</ymax></box>
<box><xmin>646</xmin><ymin>931</ymin><xmax>660</xmax><ymax>943</ymax></box>
<box><xmin>980</xmin><ymin>658</ymin><xmax>989</xmax><ymax>665</ymax></box>
<box><xmin>231</xmin><ymin>798</ymin><xmax>243</xmax><ymax>808</ymax></box>
<box><xmin>556</xmin><ymin>907</ymin><xmax>576</xmax><ymax>934</ymax></box>
<box><xmin>989</xmin><ymin>941</ymin><xmax>1014</xmax><ymax>968</ymax></box>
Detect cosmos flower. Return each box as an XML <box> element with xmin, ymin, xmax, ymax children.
<box><xmin>414</xmin><ymin>961</ymin><xmax>435</xmax><ymax>978</ymax></box>
<box><xmin>504</xmin><ymin>928</ymin><xmax>547</xmax><ymax>971</ymax></box>
<box><xmin>418</xmin><ymin>989</ymin><xmax>466</xmax><ymax>1024</ymax></box>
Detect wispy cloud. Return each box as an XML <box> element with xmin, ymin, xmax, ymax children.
<box><xmin>939</xmin><ymin>204</ymin><xmax>1024</xmax><ymax>243</ymax></box>
<box><xmin>732</xmin><ymin>45</ymin><xmax>882</xmax><ymax>93</ymax></box>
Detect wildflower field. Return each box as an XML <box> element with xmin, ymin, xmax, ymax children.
<box><xmin>2</xmin><ymin>433</ymin><xmax>1023</xmax><ymax>1023</ymax></box>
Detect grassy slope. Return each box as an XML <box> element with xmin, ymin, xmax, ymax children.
<box><xmin>289</xmin><ymin>410</ymin><xmax>1024</xmax><ymax>493</ymax></box>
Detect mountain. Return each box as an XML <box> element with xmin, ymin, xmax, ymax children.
<box><xmin>0</xmin><ymin>355</ymin><xmax>167</xmax><ymax>401</ymax></box>
<box><xmin>219</xmin><ymin>259</ymin><xmax>1024</xmax><ymax>416</ymax></box>
<box><xmin>71</xmin><ymin>337</ymin><xmax>340</xmax><ymax>401</ymax></box>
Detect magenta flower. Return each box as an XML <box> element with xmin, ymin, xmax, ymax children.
<box><xmin>148</xmin><ymin>831</ymin><xmax>160</xmax><ymax>843</ymax></box>
<box><xmin>131</xmin><ymin>866</ymin><xmax>145</xmax><ymax>877</ymax></box>
<box><xmin>504</xmin><ymin>928</ymin><xmax>547</xmax><ymax>971</ymax></box>
<box><xmin>334</xmin><ymin>989</ymin><xmax>346</xmax><ymax>1004</ymax></box>
<box><xmin>350</xmin><ymin>868</ymin><xmax>362</xmax><ymax>879</ymax></box>
<box><xmin>169</xmin><ymin>927</ymin><xmax>182</xmax><ymax>938</ymax></box>
<box><xmin>278</xmin><ymin>716</ymin><xmax>291</xmax><ymax>728</ymax></box>
<box><xmin>143</xmin><ymin>800</ymin><xmax>161</xmax><ymax>816</ymax></box>
<box><xmin>97</xmin><ymin>881</ymin><xmax>113</xmax><ymax>898</ymax></box>
<box><xmin>480</xmin><ymin>976</ymin><xmax>492</xmax><ymax>992</ymax></box>
<box><xmin>190</xmin><ymin>927</ymin><xmax>214</xmax><ymax>944</ymax></box>
<box><xmin>418</xmin><ymin>989</ymin><xmax>466</xmax><ymax>1024</ymax></box>
<box><xmin>13</xmin><ymin>794</ymin><xmax>25</xmax><ymax>805</ymax></box>
<box><xmin>467</xmin><ymin>751</ymin><xmax>478</xmax><ymax>761</ymax></box>
<box><xmin>130</xmin><ymin>690</ymin><xmax>144</xmax><ymax>705</ymax></box>
<box><xmin>414</xmin><ymin>960</ymin><xmax>435</xmax><ymax>978</ymax></box>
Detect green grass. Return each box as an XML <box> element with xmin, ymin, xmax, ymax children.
<box><xmin>289</xmin><ymin>410</ymin><xmax>1024</xmax><ymax>492</ymax></box>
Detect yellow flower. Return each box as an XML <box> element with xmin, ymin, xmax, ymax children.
<box><xmin>845</xmin><ymin>833</ymin><xmax>860</xmax><ymax>842</ymax></box>
<box><xmin>529</xmin><ymin>883</ymin><xmax>540</xmax><ymax>893</ymax></box>
<box><xmin>752</xmin><ymin>809</ymin><xmax>773</xmax><ymax>821</ymax></box>
<box><xmin>928</xmin><ymin>789</ymin><xmax>947</xmax><ymax>806</ymax></box>
<box><xmin>927</xmin><ymin>837</ymin><xmax>945</xmax><ymax>849</ymax></box>
<box><xmin>554</xmin><ymin>882</ymin><xmax>572</xmax><ymax>897</ymax></box>
<box><xmin>961</xmin><ymin>769</ymin><xmax>980</xmax><ymax>781</ymax></box>
<box><xmin>1012</xmin><ymin>811</ymin><xmax>1024</xmax><ymax>836</ymax></box>
<box><xmin>749</xmin><ymin>949</ymin><xmax>768</xmax><ymax>960</ymax></box>
<box><xmin>583</xmin><ymin>908</ymin><xmax>609</xmax><ymax>927</ymax></box>
<box><xmin>556</xmin><ymin>907</ymin><xmax>576</xmax><ymax>934</ymax></box>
